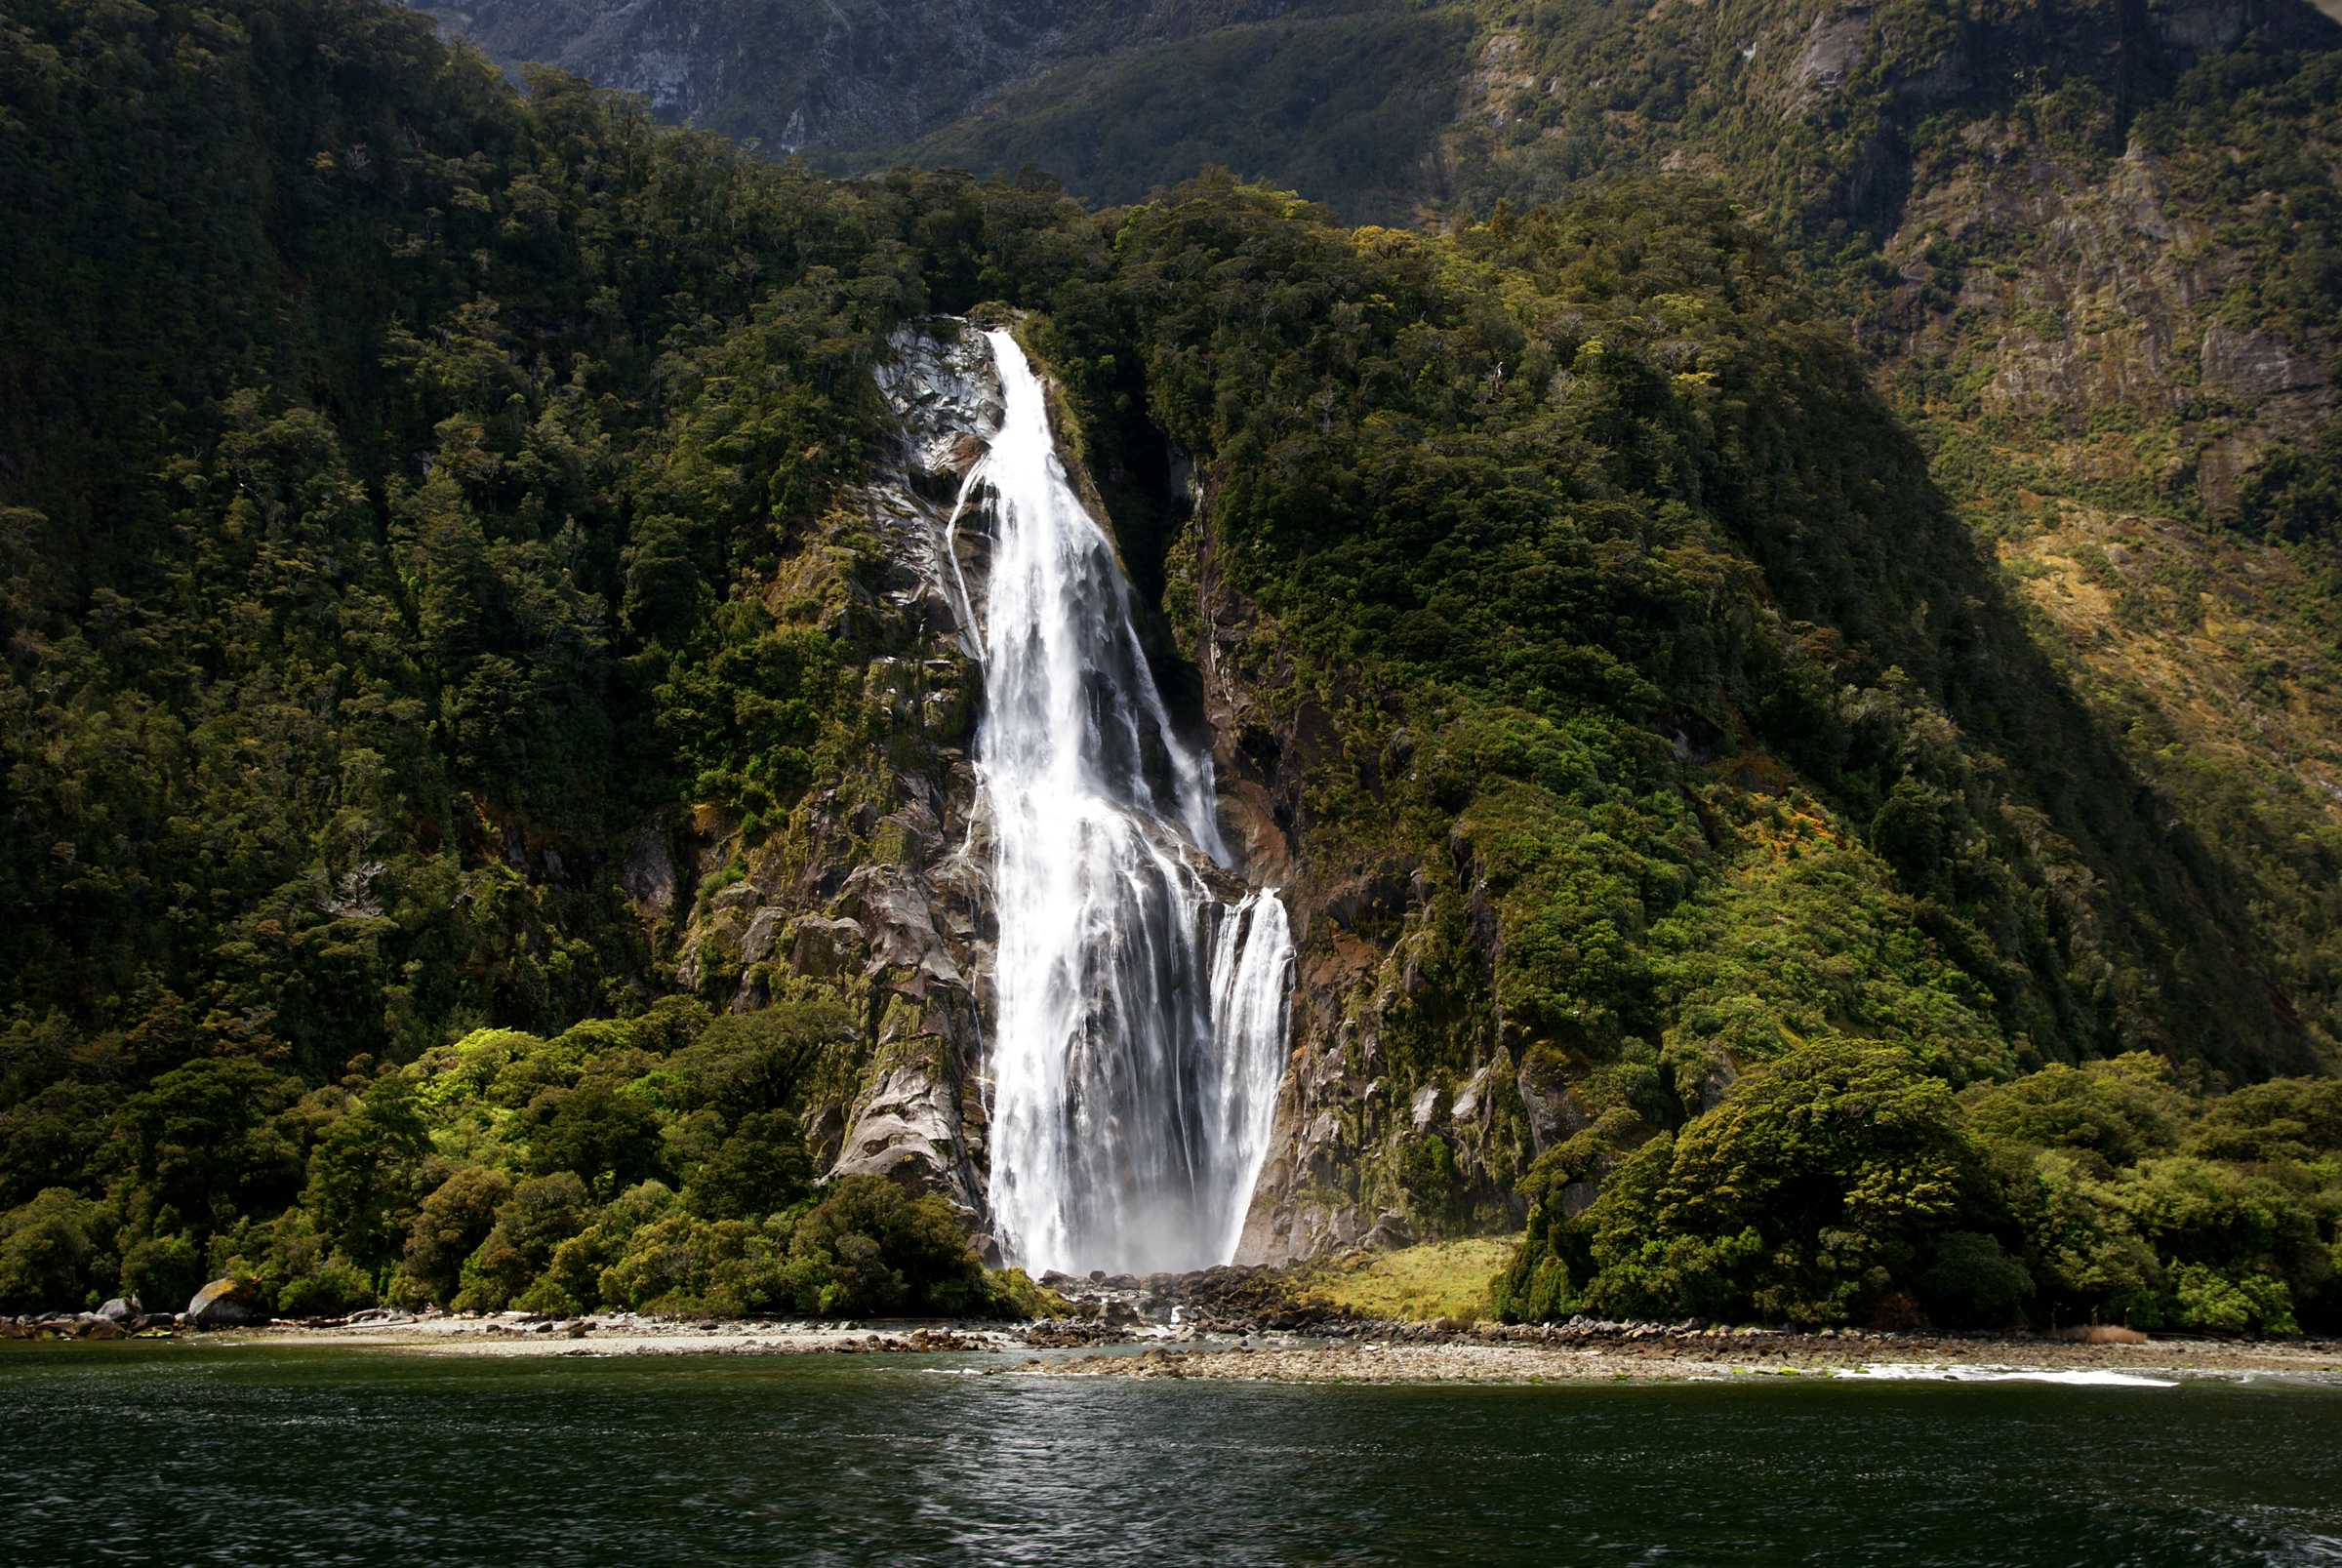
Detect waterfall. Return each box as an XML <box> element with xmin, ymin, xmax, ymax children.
<box><xmin>969</xmin><ymin>329</ymin><xmax>1294</xmax><ymax>1278</ymax></box>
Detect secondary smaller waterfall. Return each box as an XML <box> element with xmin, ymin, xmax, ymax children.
<box><xmin>969</xmin><ymin>329</ymin><xmax>1293</xmax><ymax>1278</ymax></box>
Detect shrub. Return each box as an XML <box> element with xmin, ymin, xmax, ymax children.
<box><xmin>520</xmin><ymin>1084</ymin><xmax>666</xmax><ymax>1197</ymax></box>
<box><xmin>302</xmin><ymin>1074</ymin><xmax>433</xmax><ymax>1270</ymax></box>
<box><xmin>1960</xmin><ymin>1055</ymin><xmax>2188</xmax><ymax>1171</ymax></box>
<box><xmin>597</xmin><ymin>1213</ymin><xmax>815</xmax><ymax>1315</ymax></box>
<box><xmin>669</xmin><ymin>1002</ymin><xmax>854</xmax><ymax>1117</ymax></box>
<box><xmin>2186</xmin><ymin>1078</ymin><xmax>2342</xmax><ymax>1164</ymax></box>
<box><xmin>512</xmin><ymin>1181</ymin><xmax>680</xmax><ymax>1313</ymax></box>
<box><xmin>1918</xmin><ymin>1231</ymin><xmax>2034</xmax><ymax>1327</ymax></box>
<box><xmin>113</xmin><ymin>1058</ymin><xmax>306</xmax><ymax>1226</ymax></box>
<box><xmin>2163</xmin><ymin>1265</ymin><xmax>2299</xmax><ymax>1335</ymax></box>
<box><xmin>120</xmin><ymin>1232</ymin><xmax>207</xmax><ymax>1313</ymax></box>
<box><xmin>276</xmin><ymin>1256</ymin><xmax>379</xmax><ymax>1317</ymax></box>
<box><xmin>1581</xmin><ymin>1041</ymin><xmax>1979</xmax><ymax>1323</ymax></box>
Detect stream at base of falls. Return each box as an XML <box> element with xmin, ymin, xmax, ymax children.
<box><xmin>968</xmin><ymin>328</ymin><xmax>1291</xmax><ymax>1279</ymax></box>
<box><xmin>7</xmin><ymin>1345</ymin><xmax>2340</xmax><ymax>1567</ymax></box>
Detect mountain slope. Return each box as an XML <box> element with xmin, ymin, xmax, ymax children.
<box><xmin>1</xmin><ymin>0</ymin><xmax>2337</xmax><ymax>1333</ymax></box>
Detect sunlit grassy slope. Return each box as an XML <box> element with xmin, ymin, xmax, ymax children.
<box><xmin>1302</xmin><ymin>1238</ymin><xmax>1515</xmax><ymax>1323</ymax></box>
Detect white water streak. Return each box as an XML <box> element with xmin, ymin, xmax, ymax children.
<box><xmin>973</xmin><ymin>329</ymin><xmax>1292</xmax><ymax>1277</ymax></box>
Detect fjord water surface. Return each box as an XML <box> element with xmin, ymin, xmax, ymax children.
<box><xmin>971</xmin><ymin>329</ymin><xmax>1292</xmax><ymax>1278</ymax></box>
<box><xmin>6</xmin><ymin>1346</ymin><xmax>2338</xmax><ymax>1567</ymax></box>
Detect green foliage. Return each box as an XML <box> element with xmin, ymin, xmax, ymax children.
<box><xmin>2187</xmin><ymin>1075</ymin><xmax>2342</xmax><ymax>1164</ymax></box>
<box><xmin>786</xmin><ymin>1175</ymin><xmax>985</xmax><ymax>1316</ymax></box>
<box><xmin>456</xmin><ymin>1172</ymin><xmax>591</xmax><ymax>1312</ymax></box>
<box><xmin>1400</xmin><ymin>1134</ymin><xmax>1466</xmax><ymax>1234</ymax></box>
<box><xmin>113</xmin><ymin>1058</ymin><xmax>308</xmax><ymax>1226</ymax></box>
<box><xmin>1494</xmin><ymin>1054</ymin><xmax>2342</xmax><ymax>1329</ymax></box>
<box><xmin>518</xmin><ymin>1083</ymin><xmax>667</xmax><ymax>1197</ymax></box>
<box><xmin>668</xmin><ymin>1004</ymin><xmax>854</xmax><ymax>1117</ymax></box>
<box><xmin>1918</xmin><ymin>1231</ymin><xmax>2035</xmax><ymax>1326</ymax></box>
<box><xmin>1579</xmin><ymin>1041</ymin><xmax>1975</xmax><ymax>1324</ymax></box>
<box><xmin>1959</xmin><ymin>1055</ymin><xmax>2189</xmax><ymax>1168</ymax></box>
<box><xmin>0</xmin><ymin>1189</ymin><xmax>108</xmax><ymax>1313</ymax></box>
<box><xmin>685</xmin><ymin>1110</ymin><xmax>814</xmax><ymax>1221</ymax></box>
<box><xmin>302</xmin><ymin>1074</ymin><xmax>433</xmax><ymax>1268</ymax></box>
<box><xmin>119</xmin><ymin>1232</ymin><xmax>206</xmax><ymax>1314</ymax></box>
<box><xmin>391</xmin><ymin>1165</ymin><xmax>511</xmax><ymax>1308</ymax></box>
<box><xmin>596</xmin><ymin>1211</ymin><xmax>812</xmax><ymax>1315</ymax></box>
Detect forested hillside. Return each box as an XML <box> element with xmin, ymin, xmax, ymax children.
<box><xmin>1</xmin><ymin>0</ymin><xmax>2337</xmax><ymax>1334</ymax></box>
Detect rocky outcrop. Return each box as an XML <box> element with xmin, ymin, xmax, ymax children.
<box><xmin>653</xmin><ymin>318</ymin><xmax>1005</xmax><ymax>1227</ymax></box>
<box><xmin>185</xmin><ymin>1277</ymin><xmax>268</xmax><ymax>1327</ymax></box>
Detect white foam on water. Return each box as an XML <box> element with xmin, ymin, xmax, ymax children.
<box><xmin>1846</xmin><ymin>1363</ymin><xmax>2179</xmax><ymax>1387</ymax></box>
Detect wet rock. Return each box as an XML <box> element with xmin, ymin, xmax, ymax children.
<box><xmin>1450</xmin><ymin>1065</ymin><xmax>1492</xmax><ymax>1124</ymax></box>
<box><xmin>95</xmin><ymin>1297</ymin><xmax>137</xmax><ymax>1323</ymax></box>
<box><xmin>738</xmin><ymin>906</ymin><xmax>787</xmax><ymax>964</ymax></box>
<box><xmin>828</xmin><ymin>1061</ymin><xmax>986</xmax><ymax>1218</ymax></box>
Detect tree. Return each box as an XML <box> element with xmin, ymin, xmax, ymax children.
<box><xmin>788</xmin><ymin>1175</ymin><xmax>987</xmax><ymax>1317</ymax></box>
<box><xmin>670</xmin><ymin>1002</ymin><xmax>854</xmax><ymax>1117</ymax></box>
<box><xmin>1960</xmin><ymin>1054</ymin><xmax>2188</xmax><ymax>1171</ymax></box>
<box><xmin>392</xmin><ymin>1166</ymin><xmax>512</xmax><ymax>1307</ymax></box>
<box><xmin>0</xmin><ymin>1189</ymin><xmax>105</xmax><ymax>1312</ymax></box>
<box><xmin>1584</xmin><ymin>1041</ymin><xmax>1980</xmax><ymax>1324</ymax></box>
<box><xmin>685</xmin><ymin>1110</ymin><xmax>813</xmax><ymax>1222</ymax></box>
<box><xmin>519</xmin><ymin>1084</ymin><xmax>666</xmax><ymax>1197</ymax></box>
<box><xmin>457</xmin><ymin>1172</ymin><xmax>590</xmax><ymax>1311</ymax></box>
<box><xmin>112</xmin><ymin>1059</ymin><xmax>305</xmax><ymax>1229</ymax></box>
<box><xmin>303</xmin><ymin>1075</ymin><xmax>433</xmax><ymax>1269</ymax></box>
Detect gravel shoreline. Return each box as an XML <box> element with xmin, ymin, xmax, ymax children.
<box><xmin>19</xmin><ymin>1313</ymin><xmax>2338</xmax><ymax>1383</ymax></box>
<box><xmin>1019</xmin><ymin>1335</ymin><xmax>2342</xmax><ymax>1385</ymax></box>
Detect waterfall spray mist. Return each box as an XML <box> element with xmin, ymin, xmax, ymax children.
<box><xmin>971</xmin><ymin>330</ymin><xmax>1293</xmax><ymax>1277</ymax></box>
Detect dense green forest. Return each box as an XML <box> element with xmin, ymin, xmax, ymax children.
<box><xmin>0</xmin><ymin>0</ymin><xmax>2336</xmax><ymax>1331</ymax></box>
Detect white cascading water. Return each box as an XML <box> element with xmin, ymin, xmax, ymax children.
<box><xmin>965</xmin><ymin>329</ymin><xmax>1294</xmax><ymax>1278</ymax></box>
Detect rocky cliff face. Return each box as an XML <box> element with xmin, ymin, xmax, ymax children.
<box><xmin>648</xmin><ymin>320</ymin><xmax>1002</xmax><ymax>1233</ymax></box>
<box><xmin>419</xmin><ymin>0</ymin><xmax>1332</xmax><ymax>154</ymax></box>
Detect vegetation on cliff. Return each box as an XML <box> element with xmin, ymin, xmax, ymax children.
<box><xmin>0</xmin><ymin>0</ymin><xmax>2335</xmax><ymax>1329</ymax></box>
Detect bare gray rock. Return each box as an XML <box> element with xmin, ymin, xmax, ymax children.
<box><xmin>2202</xmin><ymin>323</ymin><xmax>2328</xmax><ymax>403</ymax></box>
<box><xmin>620</xmin><ymin>819</ymin><xmax>676</xmax><ymax>919</ymax></box>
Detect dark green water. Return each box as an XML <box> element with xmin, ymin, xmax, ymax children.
<box><xmin>5</xmin><ymin>1345</ymin><xmax>2339</xmax><ymax>1566</ymax></box>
